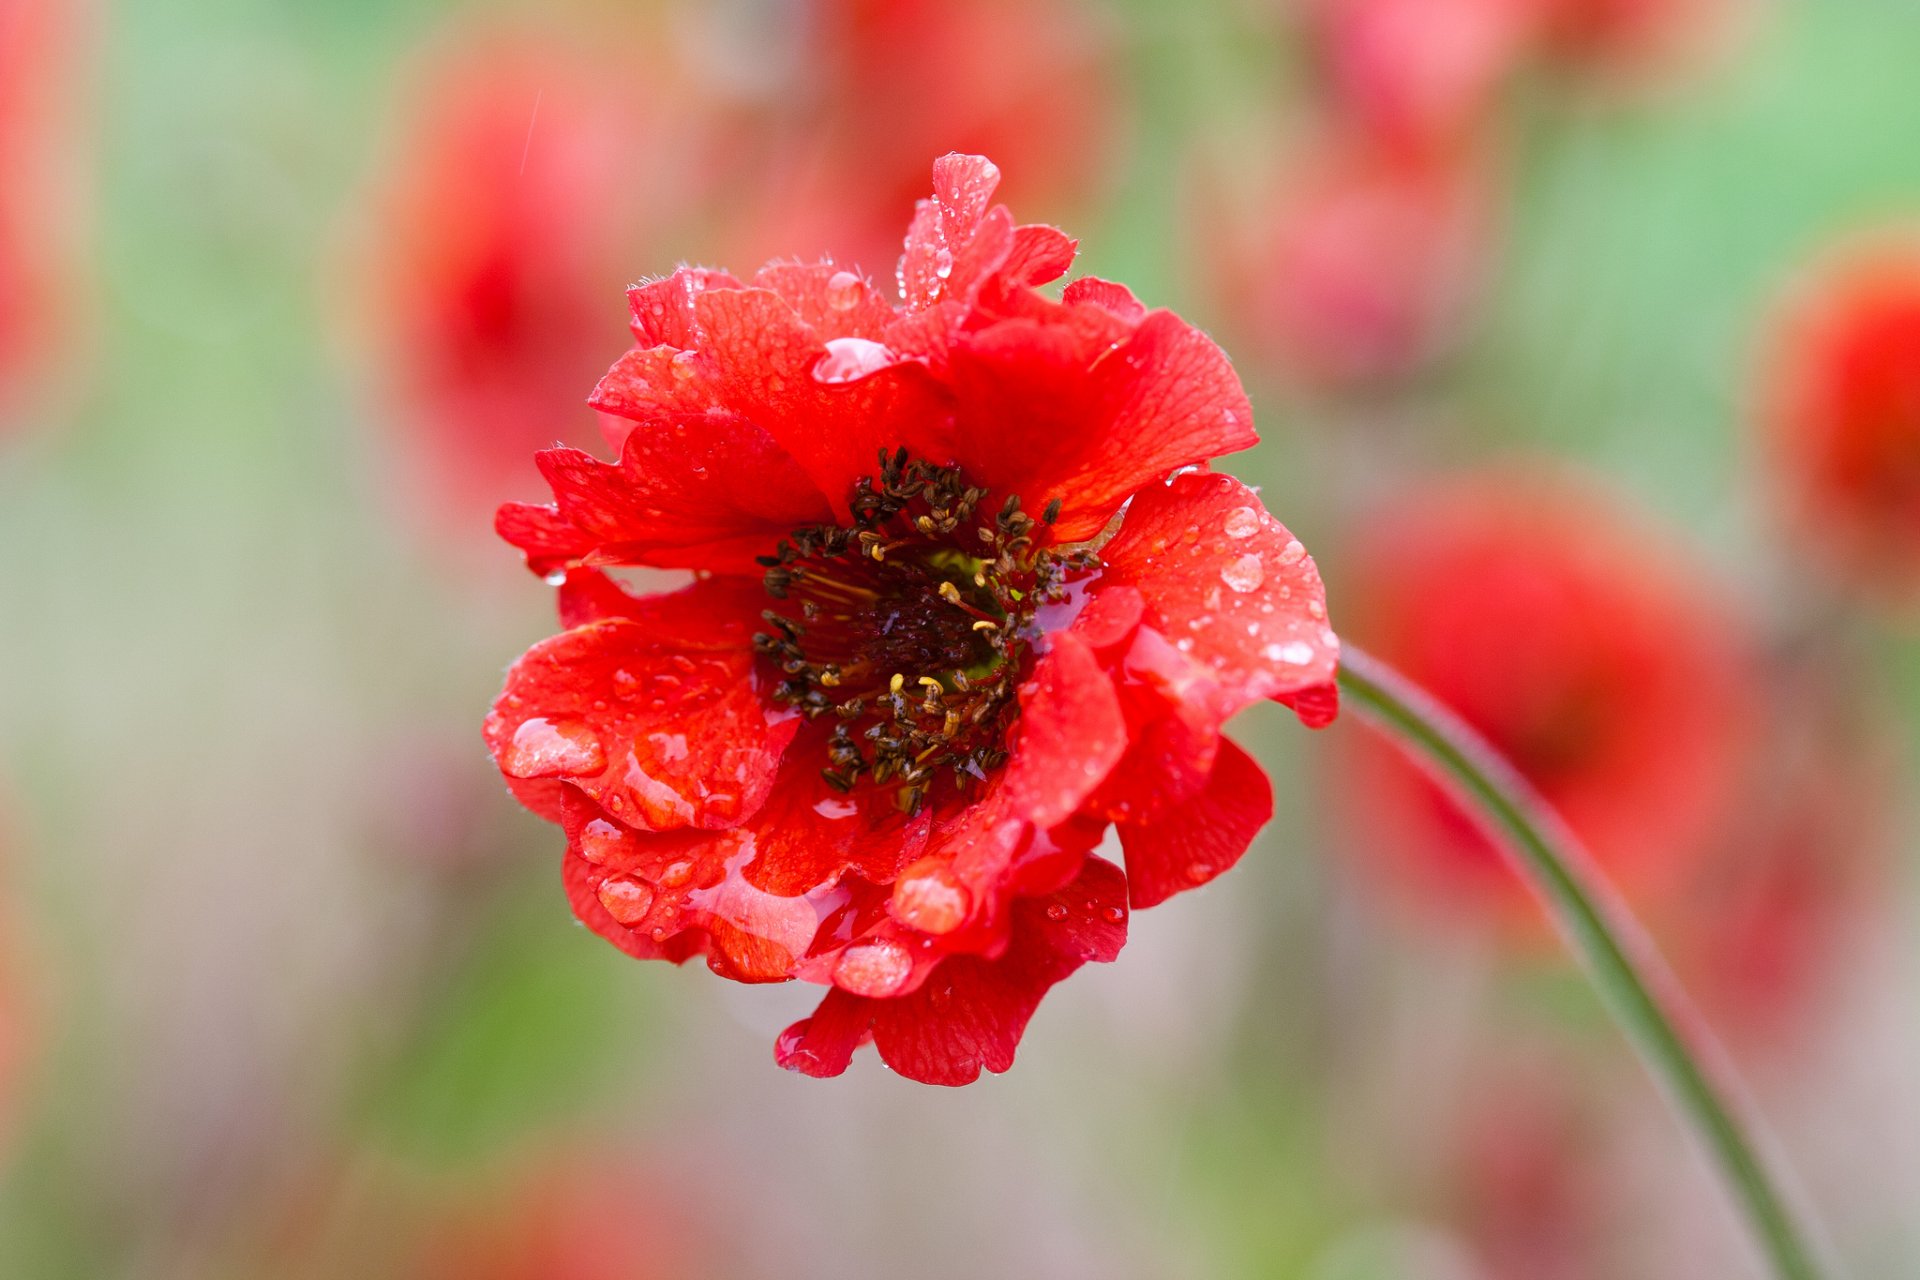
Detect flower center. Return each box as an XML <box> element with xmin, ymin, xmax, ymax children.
<box><xmin>754</xmin><ymin>450</ymin><xmax>1098</xmax><ymax>813</ymax></box>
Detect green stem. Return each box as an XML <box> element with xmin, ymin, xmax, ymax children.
<box><xmin>1336</xmin><ymin>646</ymin><xmax>1827</xmax><ymax>1280</ymax></box>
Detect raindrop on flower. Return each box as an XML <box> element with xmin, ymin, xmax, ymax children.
<box><xmin>834</xmin><ymin>939</ymin><xmax>914</xmax><ymax>997</ymax></box>
<box><xmin>1223</xmin><ymin>506</ymin><xmax>1261</xmax><ymax>539</ymax></box>
<box><xmin>1220</xmin><ymin>553</ymin><xmax>1265</xmax><ymax>593</ymax></box>
<box><xmin>825</xmin><ymin>270</ymin><xmax>864</xmax><ymax>311</ymax></box>
<box><xmin>813</xmin><ymin>336</ymin><xmax>897</xmax><ymax>384</ymax></box>
<box><xmin>500</xmin><ymin>717</ymin><xmax>605</xmax><ymax>779</ymax></box>
<box><xmin>597</xmin><ymin>875</ymin><xmax>654</xmax><ymax>926</ymax></box>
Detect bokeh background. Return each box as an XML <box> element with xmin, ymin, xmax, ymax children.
<box><xmin>3</xmin><ymin>0</ymin><xmax>1920</xmax><ymax>1276</ymax></box>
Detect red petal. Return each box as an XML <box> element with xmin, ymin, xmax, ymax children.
<box><xmin>1003</xmin><ymin>633</ymin><xmax>1129</xmax><ymax>830</ymax></box>
<box><xmin>1061</xmin><ymin>276</ymin><xmax>1146</xmax><ymax>322</ymax></box>
<box><xmin>1005</xmin><ymin>225</ymin><xmax>1079</xmax><ymax>286</ymax></box>
<box><xmin>562</xmin><ymin>850</ymin><xmax>703</xmax><ymax>965</ymax></box>
<box><xmin>484</xmin><ymin>580</ymin><xmax>797</xmax><ymax>830</ymax></box>
<box><xmin>535</xmin><ymin>394</ymin><xmax>831</xmax><ymax>572</ymax></box>
<box><xmin>869</xmin><ymin>855</ymin><xmax>1129</xmax><ymax>1084</ymax></box>
<box><xmin>751</xmin><ymin>262</ymin><xmax>896</xmax><ymax>340</ymax></box>
<box><xmin>944</xmin><ymin>309</ymin><xmax>1258</xmax><ymax>541</ymax></box>
<box><xmin>1119</xmin><ymin>736</ymin><xmax>1273</xmax><ymax>908</ymax></box>
<box><xmin>626</xmin><ymin>268</ymin><xmax>745</xmax><ymax>348</ymax></box>
<box><xmin>781</xmin><ymin>855</ymin><xmax>1128</xmax><ymax>1084</ymax></box>
<box><xmin>496</xmin><ymin>501</ymin><xmax>598</xmax><ymax>578</ymax></box>
<box><xmin>690</xmin><ymin>286</ymin><xmax>954</xmax><ymax>513</ymax></box>
<box><xmin>774</xmin><ymin>987</ymin><xmax>871</xmax><ymax>1078</ymax></box>
<box><xmin>1099</xmin><ymin>471</ymin><xmax>1340</xmax><ymax>720</ymax></box>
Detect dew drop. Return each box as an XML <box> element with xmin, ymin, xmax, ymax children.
<box><xmin>1220</xmin><ymin>554</ymin><xmax>1265</xmax><ymax>593</ymax></box>
<box><xmin>834</xmin><ymin>939</ymin><xmax>913</xmax><ymax>997</ymax></box>
<box><xmin>892</xmin><ymin>865</ymin><xmax>971</xmax><ymax>935</ymax></box>
<box><xmin>825</xmin><ymin>270</ymin><xmax>864</xmax><ymax>311</ymax></box>
<box><xmin>669</xmin><ymin>349</ymin><xmax>698</xmax><ymax>380</ymax></box>
<box><xmin>1101</xmin><ymin>905</ymin><xmax>1126</xmax><ymax>925</ymax></box>
<box><xmin>1045</xmin><ymin>902</ymin><xmax>1068</xmax><ymax>921</ymax></box>
<box><xmin>661</xmin><ymin>860</ymin><xmax>694</xmax><ymax>888</ymax></box>
<box><xmin>543</xmin><ymin>569</ymin><xmax>567</xmax><ymax>587</ymax></box>
<box><xmin>500</xmin><ymin>717</ymin><xmax>605</xmax><ymax>779</ymax></box>
<box><xmin>597</xmin><ymin>875</ymin><xmax>654</xmax><ymax>926</ymax></box>
<box><xmin>1263</xmin><ymin>640</ymin><xmax>1318</xmax><ymax>666</ymax></box>
<box><xmin>1277</xmin><ymin>539</ymin><xmax>1307</xmax><ymax>566</ymax></box>
<box><xmin>1222</xmin><ymin>506</ymin><xmax>1260</xmax><ymax>539</ymax></box>
<box><xmin>813</xmin><ymin>336</ymin><xmax>897</xmax><ymax>384</ymax></box>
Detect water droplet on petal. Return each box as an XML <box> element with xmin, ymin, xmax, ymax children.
<box><xmin>597</xmin><ymin>875</ymin><xmax>654</xmax><ymax>926</ymax></box>
<box><xmin>669</xmin><ymin>349</ymin><xmax>698</xmax><ymax>380</ymax></box>
<box><xmin>500</xmin><ymin>717</ymin><xmax>605</xmax><ymax>779</ymax></box>
<box><xmin>1101</xmin><ymin>905</ymin><xmax>1125</xmax><ymax>925</ymax></box>
<box><xmin>892</xmin><ymin>864</ymin><xmax>971</xmax><ymax>935</ymax></box>
<box><xmin>1262</xmin><ymin>640</ymin><xmax>1317</xmax><ymax>666</ymax></box>
<box><xmin>834</xmin><ymin>939</ymin><xmax>914</xmax><ymax>997</ymax></box>
<box><xmin>1223</xmin><ymin>506</ymin><xmax>1260</xmax><ymax>539</ymax></box>
<box><xmin>1277</xmin><ymin>539</ymin><xmax>1307</xmax><ymax>566</ymax></box>
<box><xmin>813</xmin><ymin>336</ymin><xmax>897</xmax><ymax>384</ymax></box>
<box><xmin>1045</xmin><ymin>902</ymin><xmax>1068</xmax><ymax>921</ymax></box>
<box><xmin>661</xmin><ymin>860</ymin><xmax>694</xmax><ymax>888</ymax></box>
<box><xmin>1220</xmin><ymin>554</ymin><xmax>1265</xmax><ymax>593</ymax></box>
<box><xmin>825</xmin><ymin>270</ymin><xmax>864</xmax><ymax>310</ymax></box>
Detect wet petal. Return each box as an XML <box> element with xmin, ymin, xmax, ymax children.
<box><xmin>1119</xmin><ymin>736</ymin><xmax>1272</xmax><ymax>908</ymax></box>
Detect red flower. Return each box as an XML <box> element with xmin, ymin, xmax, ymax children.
<box><xmin>1309</xmin><ymin>0</ymin><xmax>1541</xmax><ymax>159</ymax></box>
<box><xmin>1334</xmin><ymin>470</ymin><xmax>1754</xmax><ymax>925</ymax></box>
<box><xmin>486</xmin><ymin>154</ymin><xmax>1339</xmax><ymax>1084</ymax></box>
<box><xmin>344</xmin><ymin>25</ymin><xmax>704</xmax><ymax>541</ymax></box>
<box><xmin>1214</xmin><ymin>130</ymin><xmax>1497</xmax><ymax>387</ymax></box>
<box><xmin>0</xmin><ymin>0</ymin><xmax>86</xmax><ymax>423</ymax></box>
<box><xmin>1763</xmin><ymin>233</ymin><xmax>1920</xmax><ymax>600</ymax></box>
<box><xmin>413</xmin><ymin>1154</ymin><xmax>700</xmax><ymax>1280</ymax></box>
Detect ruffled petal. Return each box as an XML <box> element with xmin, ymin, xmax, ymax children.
<box><xmin>1118</xmin><ymin>737</ymin><xmax>1272</xmax><ymax>908</ymax></box>
<box><xmin>484</xmin><ymin>579</ymin><xmax>798</xmax><ymax>830</ymax></box>
<box><xmin>778</xmin><ymin>855</ymin><xmax>1129</xmax><ymax>1084</ymax></box>
<box><xmin>534</xmin><ymin>391</ymin><xmax>831</xmax><ymax>572</ymax></box>
<box><xmin>625</xmin><ymin>268</ymin><xmax>745</xmax><ymax>348</ymax></box>
<box><xmin>496</xmin><ymin>501</ymin><xmax>599</xmax><ymax>578</ymax></box>
<box><xmin>1099</xmin><ymin>471</ymin><xmax>1340</xmax><ymax>721</ymax></box>
<box><xmin>688</xmin><ymin>286</ymin><xmax>955</xmax><ymax>514</ymax></box>
<box><xmin>943</xmin><ymin>309</ymin><xmax>1258</xmax><ymax>541</ymax></box>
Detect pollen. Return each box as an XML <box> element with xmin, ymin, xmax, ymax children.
<box><xmin>752</xmin><ymin>450</ymin><xmax>1099</xmax><ymax>812</ymax></box>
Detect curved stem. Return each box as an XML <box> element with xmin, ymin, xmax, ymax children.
<box><xmin>1335</xmin><ymin>646</ymin><xmax>1827</xmax><ymax>1280</ymax></box>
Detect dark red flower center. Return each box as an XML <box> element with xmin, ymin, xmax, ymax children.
<box><xmin>753</xmin><ymin>450</ymin><xmax>1098</xmax><ymax>813</ymax></box>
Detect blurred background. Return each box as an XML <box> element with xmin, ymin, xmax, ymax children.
<box><xmin>2</xmin><ymin>0</ymin><xmax>1919</xmax><ymax>1275</ymax></box>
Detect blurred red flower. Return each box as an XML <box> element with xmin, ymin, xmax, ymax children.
<box><xmin>1216</xmin><ymin>131</ymin><xmax>1497</xmax><ymax>387</ymax></box>
<box><xmin>1335</xmin><ymin>470</ymin><xmax>1755</xmax><ymax>924</ymax></box>
<box><xmin>1763</xmin><ymin>233</ymin><xmax>1920</xmax><ymax>600</ymax></box>
<box><xmin>486</xmin><ymin>154</ymin><xmax>1339</xmax><ymax>1084</ymax></box>
<box><xmin>702</xmin><ymin>0</ymin><xmax>1121</xmax><ymax>276</ymax></box>
<box><xmin>346</xmin><ymin>25</ymin><xmax>705</xmax><ymax>541</ymax></box>
<box><xmin>1309</xmin><ymin>0</ymin><xmax>1540</xmax><ymax>159</ymax></box>
<box><xmin>0</xmin><ymin>0</ymin><xmax>86</xmax><ymax>423</ymax></box>
<box><xmin>414</xmin><ymin>1154</ymin><xmax>699</xmax><ymax>1280</ymax></box>
<box><xmin>1658</xmin><ymin>660</ymin><xmax>1888</xmax><ymax>1048</ymax></box>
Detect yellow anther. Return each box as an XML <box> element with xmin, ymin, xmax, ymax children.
<box><xmin>918</xmin><ymin>676</ymin><xmax>944</xmax><ymax>691</ymax></box>
<box><xmin>938</xmin><ymin>580</ymin><xmax>962</xmax><ymax>604</ymax></box>
<box><xmin>971</xmin><ymin>619</ymin><xmax>998</xmax><ymax>631</ymax></box>
<box><xmin>889</xmin><ymin>672</ymin><xmax>905</xmax><ymax>693</ymax></box>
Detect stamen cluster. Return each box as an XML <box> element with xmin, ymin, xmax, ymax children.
<box><xmin>754</xmin><ymin>449</ymin><xmax>1096</xmax><ymax>812</ymax></box>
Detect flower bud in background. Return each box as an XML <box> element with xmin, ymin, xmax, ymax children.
<box><xmin>1761</xmin><ymin>231</ymin><xmax>1920</xmax><ymax>603</ymax></box>
<box><xmin>0</xmin><ymin>0</ymin><xmax>89</xmax><ymax>427</ymax></box>
<box><xmin>1332</xmin><ymin>469</ymin><xmax>1757</xmax><ymax>926</ymax></box>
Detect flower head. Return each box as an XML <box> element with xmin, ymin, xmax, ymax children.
<box><xmin>487</xmin><ymin>154</ymin><xmax>1338</xmax><ymax>1083</ymax></box>
<box><xmin>1763</xmin><ymin>232</ymin><xmax>1920</xmax><ymax>600</ymax></box>
<box><xmin>1335</xmin><ymin>470</ymin><xmax>1754</xmax><ymax>925</ymax></box>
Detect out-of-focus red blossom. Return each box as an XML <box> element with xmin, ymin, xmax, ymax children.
<box><xmin>1445</xmin><ymin>1053</ymin><xmax>1610</xmax><ymax>1280</ymax></box>
<box><xmin>1534</xmin><ymin>0</ymin><xmax>1738</xmax><ymax>83</ymax></box>
<box><xmin>346</xmin><ymin>25</ymin><xmax>703</xmax><ymax>538</ymax></box>
<box><xmin>1763</xmin><ymin>233</ymin><xmax>1920</xmax><ymax>600</ymax></box>
<box><xmin>1214</xmin><ymin>131</ymin><xmax>1497</xmax><ymax>388</ymax></box>
<box><xmin>1658</xmin><ymin>662</ymin><xmax>1888</xmax><ymax>1047</ymax></box>
<box><xmin>1309</xmin><ymin>0</ymin><xmax>1541</xmax><ymax>159</ymax></box>
<box><xmin>706</xmin><ymin>0</ymin><xmax>1119</xmax><ymax>275</ymax></box>
<box><xmin>1335</xmin><ymin>471</ymin><xmax>1755</xmax><ymax>926</ymax></box>
<box><xmin>485</xmin><ymin>154</ymin><xmax>1340</xmax><ymax>1084</ymax></box>
<box><xmin>0</xmin><ymin>0</ymin><xmax>86</xmax><ymax>423</ymax></box>
<box><xmin>414</xmin><ymin>1156</ymin><xmax>698</xmax><ymax>1280</ymax></box>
